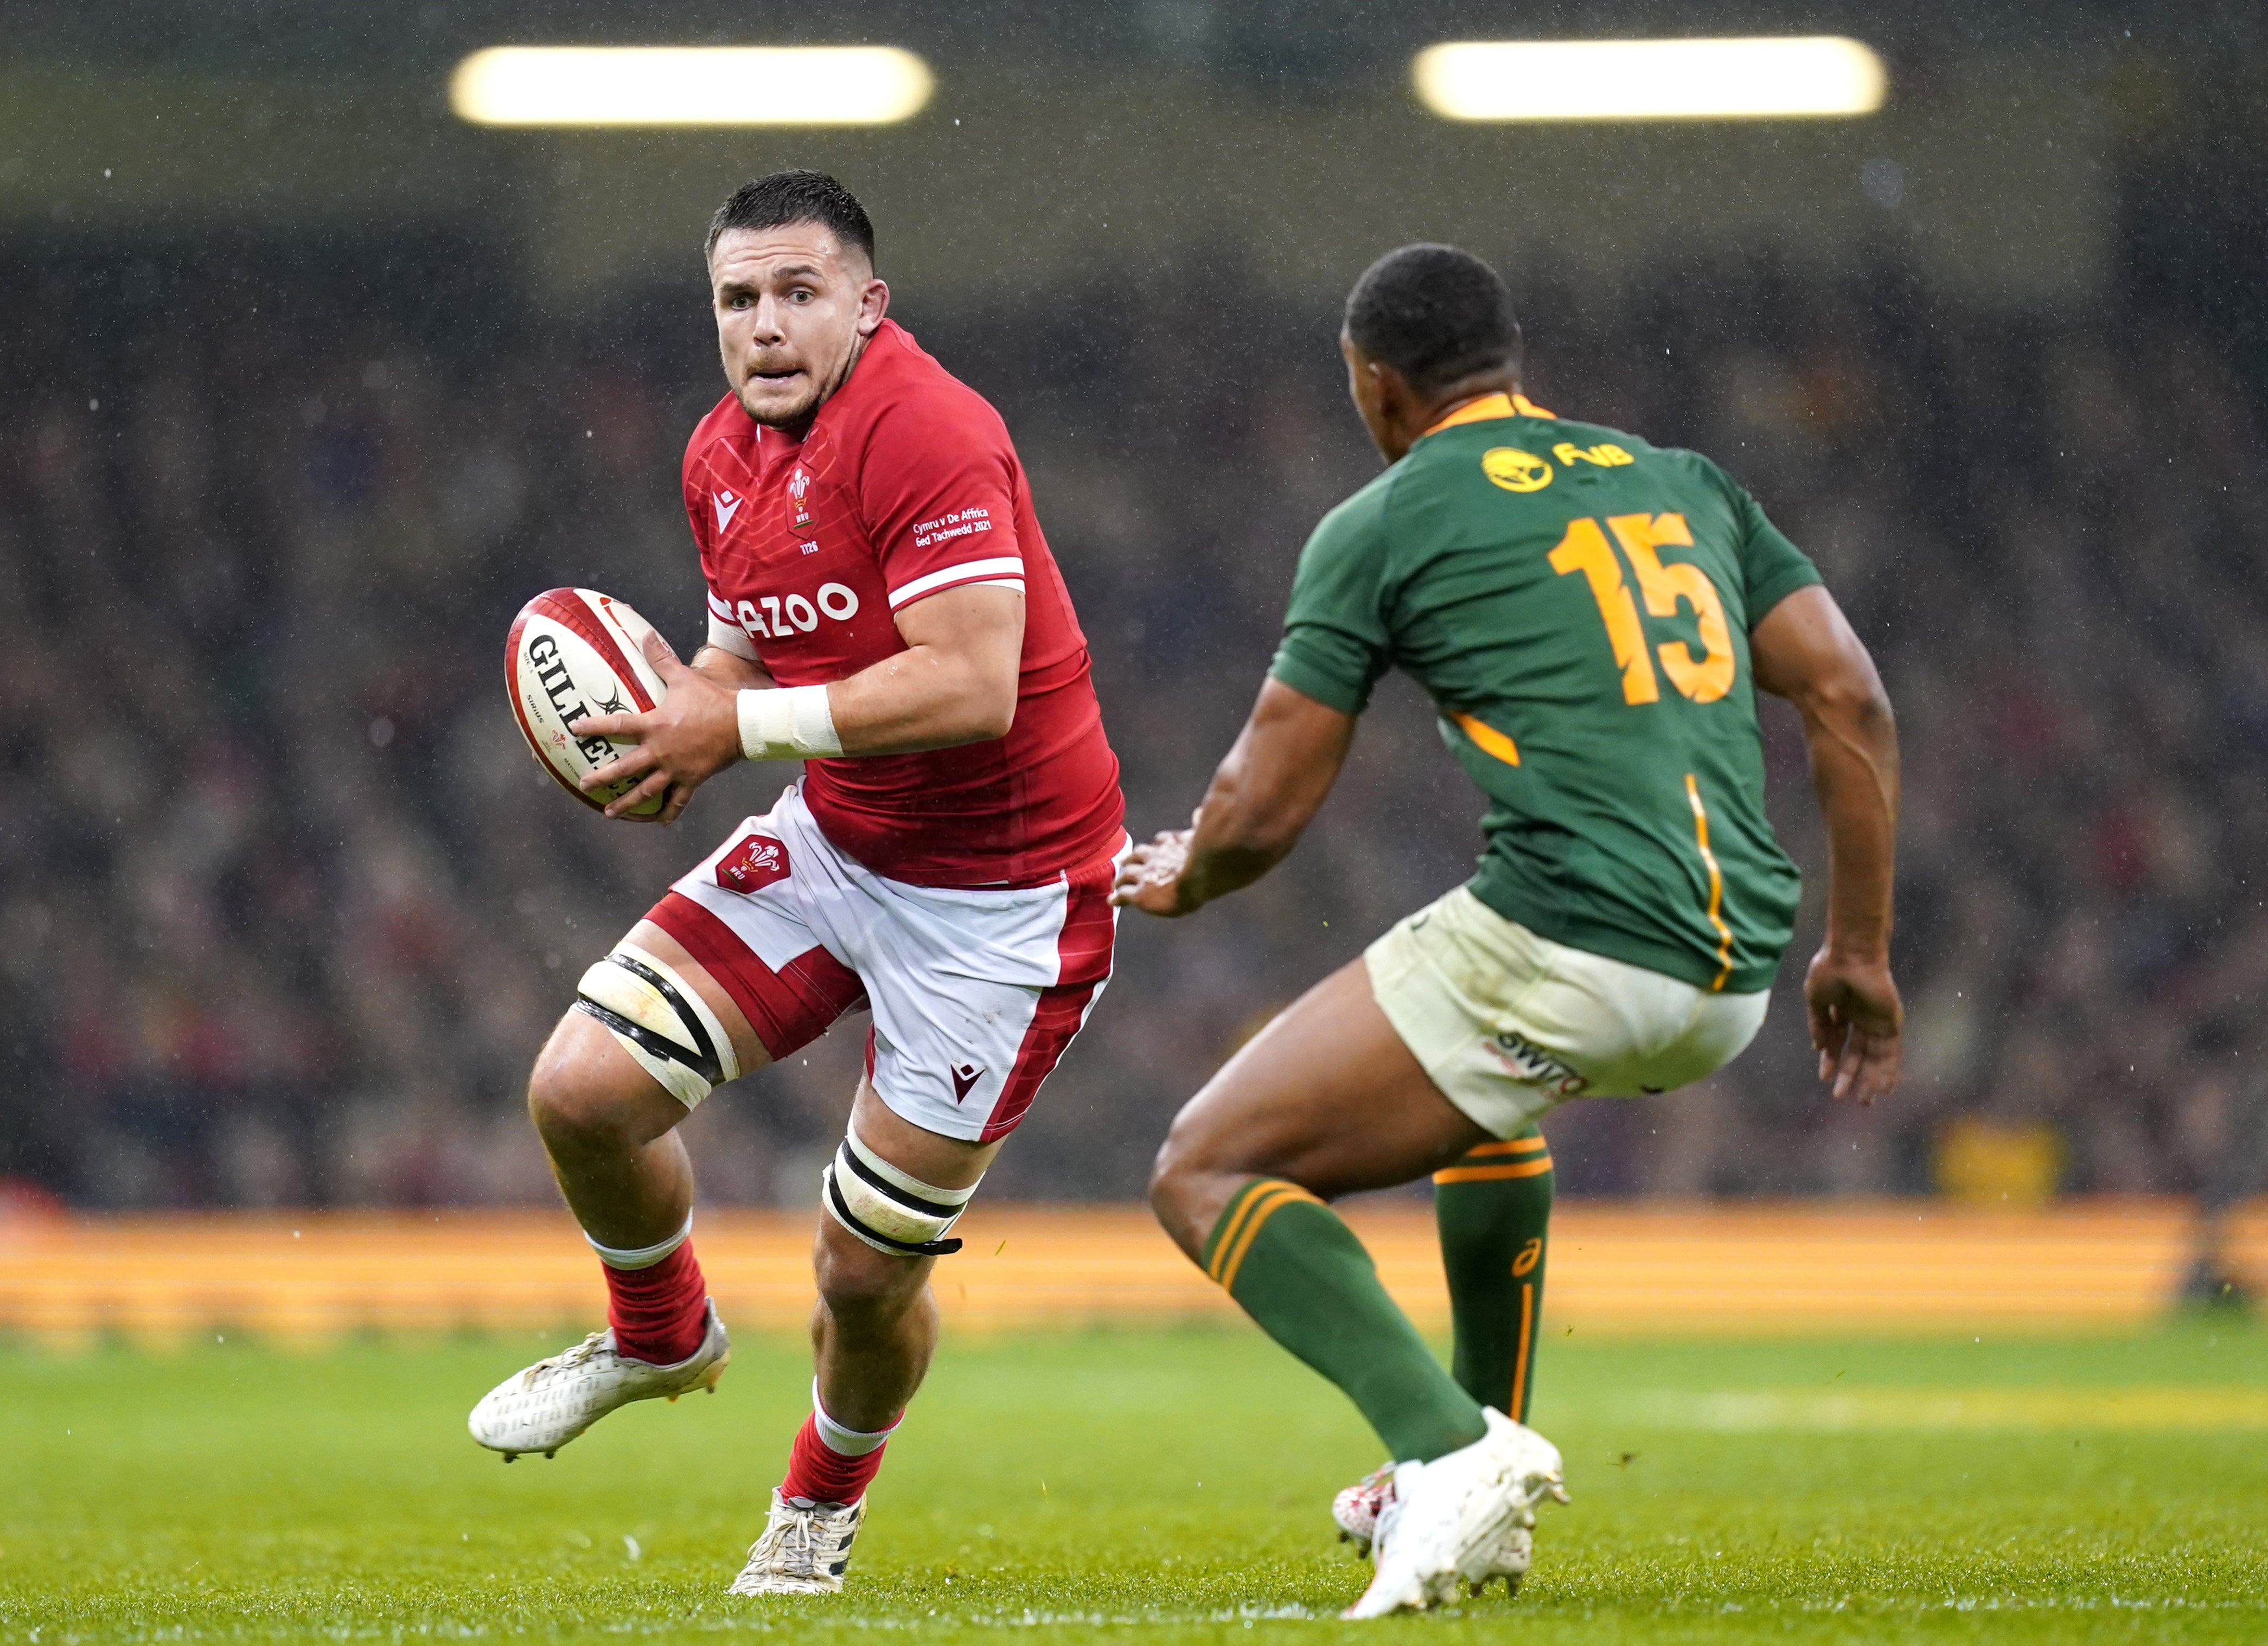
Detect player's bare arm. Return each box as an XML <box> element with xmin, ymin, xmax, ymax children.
<box><xmin>573</xmin><ymin>582</ymin><xmax>1024</xmax><ymax>821</ymax></box>
<box><xmin>828</xmin><ymin>583</ymin><xmax>1022</xmax><ymax>751</ymax></box>
<box><xmin>1111</xmin><ymin>679</ymin><xmax>1355</xmax><ymax>916</ymax></box>
<box><xmin>1751</xmin><ymin>584</ymin><xmax>1903</xmax><ymax>1105</ymax></box>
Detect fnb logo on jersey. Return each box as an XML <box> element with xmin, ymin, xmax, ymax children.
<box><xmin>715</xmin><ymin>833</ymin><xmax>792</xmax><ymax>893</ymax></box>
<box><xmin>736</xmin><ymin>582</ymin><xmax>860</xmax><ymax>640</ymax></box>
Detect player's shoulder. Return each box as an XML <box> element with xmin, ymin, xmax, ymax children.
<box><xmin>1524</xmin><ymin>411</ymin><xmax>1743</xmax><ymax>497</ymax></box>
<box><xmin>682</xmin><ymin>393</ymin><xmax>754</xmax><ymax>477</ymax></box>
<box><xmin>834</xmin><ymin>321</ymin><xmax>1012</xmax><ymax>452</ymax></box>
<box><xmin>1570</xmin><ymin>420</ymin><xmax>1732</xmax><ymax>488</ymax></box>
<box><xmin>1502</xmin><ymin>407</ymin><xmax>1659</xmax><ymax>466</ymax></box>
<box><xmin>1306</xmin><ymin>462</ymin><xmax>1399</xmax><ymax>554</ymax></box>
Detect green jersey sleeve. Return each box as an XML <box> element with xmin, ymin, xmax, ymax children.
<box><xmin>1268</xmin><ymin>480</ymin><xmax>1396</xmax><ymax>715</ymax></box>
<box><xmin>1717</xmin><ymin>466</ymin><xmax>1822</xmax><ymax>624</ymax></box>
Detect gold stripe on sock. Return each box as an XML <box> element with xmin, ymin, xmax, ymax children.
<box><xmin>1457</xmin><ymin>1136</ymin><xmax>1549</xmax><ymax>1161</ymax></box>
<box><xmin>1509</xmin><ymin>1281</ymin><xmax>1536</xmax><ymax>1421</ymax></box>
<box><xmin>1432</xmin><ymin>1155</ymin><xmax>1554</xmax><ymax>1184</ymax></box>
<box><xmin>1215</xmin><ymin>1182</ymin><xmax>1320</xmax><ymax>1294</ymax></box>
<box><xmin>1204</xmin><ymin>1179</ymin><xmax>1282</xmax><ymax>1282</ymax></box>
<box><xmin>1433</xmin><ymin>1157</ymin><xmax>1554</xmax><ymax>1183</ymax></box>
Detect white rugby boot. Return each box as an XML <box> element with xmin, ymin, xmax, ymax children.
<box><xmin>1333</xmin><ymin>1463</ymin><xmax>1395</xmax><ymax>1555</ymax></box>
<box><xmin>1344</xmin><ymin>1408</ymin><xmax>1566</xmax><ymax>1618</ymax></box>
<box><xmin>726</xmin><ymin>1490</ymin><xmax>865</xmax><ymax>1595</ymax></box>
<box><xmin>1334</xmin><ymin>1459</ymin><xmax>1535</xmax><ymax>1593</ymax></box>
<box><xmin>467</xmin><ymin>1302</ymin><xmax>729</xmax><ymax>1459</ymax></box>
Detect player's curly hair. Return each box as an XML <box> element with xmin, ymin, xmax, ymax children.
<box><xmin>706</xmin><ymin>170</ymin><xmax>876</xmax><ymax>266</ymax></box>
<box><xmin>1344</xmin><ymin>244</ymin><xmax>1522</xmax><ymax>396</ymax></box>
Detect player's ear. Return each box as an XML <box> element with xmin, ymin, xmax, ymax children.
<box><xmin>1366</xmin><ymin>356</ymin><xmax>1410</xmax><ymax>418</ymax></box>
<box><xmin>857</xmin><ymin>277</ymin><xmax>890</xmax><ymax>336</ymax></box>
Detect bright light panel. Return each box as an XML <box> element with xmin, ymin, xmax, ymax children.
<box><xmin>1413</xmin><ymin>37</ymin><xmax>1885</xmax><ymax>121</ymax></box>
<box><xmin>450</xmin><ymin>46</ymin><xmax>934</xmax><ymax>127</ymax></box>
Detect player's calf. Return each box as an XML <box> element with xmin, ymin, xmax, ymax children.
<box><xmin>470</xmin><ymin>1013</ymin><xmax>729</xmax><ymax>1458</ymax></box>
<box><xmin>729</xmin><ymin>1111</ymin><xmax>988</xmax><ymax>1594</ymax></box>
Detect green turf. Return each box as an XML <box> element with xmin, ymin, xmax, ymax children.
<box><xmin>1</xmin><ymin>1323</ymin><xmax>2263</xmax><ymax>1643</ymax></box>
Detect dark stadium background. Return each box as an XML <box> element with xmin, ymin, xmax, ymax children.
<box><xmin>3</xmin><ymin>0</ymin><xmax>2265</xmax><ymax>1211</ymax></box>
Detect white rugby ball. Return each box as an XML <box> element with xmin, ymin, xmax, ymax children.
<box><xmin>505</xmin><ymin>587</ymin><xmax>670</xmax><ymax>816</ymax></box>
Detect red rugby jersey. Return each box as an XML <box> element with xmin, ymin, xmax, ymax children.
<box><xmin>681</xmin><ymin>319</ymin><xmax>1124</xmax><ymax>887</ymax></box>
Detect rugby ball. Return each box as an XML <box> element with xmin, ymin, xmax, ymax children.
<box><xmin>505</xmin><ymin>588</ymin><xmax>670</xmax><ymax>816</ymax></box>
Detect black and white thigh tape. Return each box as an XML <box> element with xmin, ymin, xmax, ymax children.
<box><xmin>822</xmin><ymin>1129</ymin><xmax>979</xmax><ymax>1258</ymax></box>
<box><xmin>573</xmin><ymin>943</ymin><xmax>740</xmax><ymax>1108</ymax></box>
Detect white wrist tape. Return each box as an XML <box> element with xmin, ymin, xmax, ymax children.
<box><xmin>738</xmin><ymin>685</ymin><xmax>842</xmax><ymax>761</ymax></box>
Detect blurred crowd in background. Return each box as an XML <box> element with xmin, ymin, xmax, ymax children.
<box><xmin>3</xmin><ymin>233</ymin><xmax>2266</xmax><ymax>1210</ymax></box>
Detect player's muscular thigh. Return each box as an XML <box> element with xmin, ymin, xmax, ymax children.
<box><xmin>1149</xmin><ymin>960</ymin><xmax>1485</xmax><ymax>1254</ymax></box>
<box><xmin>529</xmin><ymin>920</ymin><xmax>774</xmax><ymax>1143</ymax></box>
<box><xmin>622</xmin><ymin>919</ymin><xmax>775</xmax><ymax>1078</ymax></box>
<box><xmin>849</xmin><ymin>1078</ymin><xmax>999</xmax><ymax>1192</ymax></box>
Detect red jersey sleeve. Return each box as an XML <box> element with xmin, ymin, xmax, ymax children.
<box><xmin>856</xmin><ymin>393</ymin><xmax>1025</xmax><ymax>613</ymax></box>
<box><xmin>682</xmin><ymin>418</ymin><xmax>739</xmax><ymax>635</ymax></box>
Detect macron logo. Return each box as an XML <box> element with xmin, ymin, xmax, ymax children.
<box><xmin>713</xmin><ymin>490</ymin><xmax>742</xmax><ymax>534</ymax></box>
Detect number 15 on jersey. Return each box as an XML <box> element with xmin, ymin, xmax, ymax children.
<box><xmin>1549</xmin><ymin>512</ymin><xmax>1735</xmax><ymax>706</ymax></box>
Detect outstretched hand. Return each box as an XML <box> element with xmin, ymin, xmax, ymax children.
<box><xmin>1804</xmin><ymin>948</ymin><xmax>1903</xmax><ymax>1106</ymax></box>
<box><xmin>572</xmin><ymin>630</ymin><xmax>742</xmax><ymax>824</ymax></box>
<box><xmin>1110</xmin><ymin>825</ymin><xmax>1197</xmax><ymax>917</ymax></box>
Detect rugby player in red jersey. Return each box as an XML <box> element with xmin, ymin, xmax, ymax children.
<box><xmin>467</xmin><ymin>171</ymin><xmax>1125</xmax><ymax>1594</ymax></box>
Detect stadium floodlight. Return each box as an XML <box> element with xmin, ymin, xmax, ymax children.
<box><xmin>449</xmin><ymin>46</ymin><xmax>934</xmax><ymax>127</ymax></box>
<box><xmin>1413</xmin><ymin>37</ymin><xmax>1886</xmax><ymax>121</ymax></box>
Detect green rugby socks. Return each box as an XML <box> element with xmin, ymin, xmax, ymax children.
<box><xmin>1432</xmin><ymin>1126</ymin><xmax>1554</xmax><ymax>1423</ymax></box>
<box><xmin>1203</xmin><ymin>1177</ymin><xmax>1487</xmax><ymax>1463</ymax></box>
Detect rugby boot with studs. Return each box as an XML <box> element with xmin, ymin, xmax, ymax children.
<box><xmin>1334</xmin><ymin>1459</ymin><xmax>1534</xmax><ymax>1593</ymax></box>
<box><xmin>467</xmin><ymin>1301</ymin><xmax>729</xmax><ymax>1459</ymax></box>
<box><xmin>727</xmin><ymin>1490</ymin><xmax>865</xmax><ymax>1595</ymax></box>
<box><xmin>1345</xmin><ymin>1408</ymin><xmax>1567</xmax><ymax>1618</ymax></box>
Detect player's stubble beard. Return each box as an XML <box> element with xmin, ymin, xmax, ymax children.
<box><xmin>736</xmin><ymin>330</ymin><xmax>874</xmax><ymax>437</ymax></box>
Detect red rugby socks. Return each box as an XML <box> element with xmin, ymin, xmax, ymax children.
<box><xmin>780</xmin><ymin>1385</ymin><xmax>900</xmax><ymax>1506</ymax></box>
<box><xmin>591</xmin><ymin>1223</ymin><xmax>710</xmax><ymax>1366</ymax></box>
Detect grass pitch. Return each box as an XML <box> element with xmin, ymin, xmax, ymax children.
<box><xmin>2</xmin><ymin>1323</ymin><xmax>2263</xmax><ymax>1643</ymax></box>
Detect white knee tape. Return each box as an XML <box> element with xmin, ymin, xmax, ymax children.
<box><xmin>821</xmin><ymin>1127</ymin><xmax>981</xmax><ymax>1258</ymax></box>
<box><xmin>574</xmin><ymin>942</ymin><xmax>740</xmax><ymax>1109</ymax></box>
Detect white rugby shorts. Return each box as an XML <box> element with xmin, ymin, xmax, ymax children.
<box><xmin>643</xmin><ymin>785</ymin><xmax>1120</xmax><ymax>1142</ymax></box>
<box><xmin>1365</xmin><ymin>885</ymin><xmax>1770</xmax><ymax>1138</ymax></box>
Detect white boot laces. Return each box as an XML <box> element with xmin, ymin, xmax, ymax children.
<box><xmin>523</xmin><ymin>1331</ymin><xmax>611</xmax><ymax>1385</ymax></box>
<box><xmin>752</xmin><ymin>1502</ymin><xmax>823</xmax><ymax>1579</ymax></box>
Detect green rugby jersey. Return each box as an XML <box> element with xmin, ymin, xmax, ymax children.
<box><xmin>1269</xmin><ymin>393</ymin><xmax>1820</xmax><ymax>995</ymax></box>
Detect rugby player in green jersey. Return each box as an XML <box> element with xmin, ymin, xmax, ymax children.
<box><xmin>1112</xmin><ymin>244</ymin><xmax>1902</xmax><ymax>1617</ymax></box>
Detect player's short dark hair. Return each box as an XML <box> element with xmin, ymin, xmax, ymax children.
<box><xmin>1344</xmin><ymin>244</ymin><xmax>1522</xmax><ymax>396</ymax></box>
<box><xmin>705</xmin><ymin>169</ymin><xmax>876</xmax><ymax>267</ymax></box>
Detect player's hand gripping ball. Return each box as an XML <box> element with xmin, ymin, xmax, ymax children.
<box><xmin>505</xmin><ymin>588</ymin><xmax>671</xmax><ymax>817</ymax></box>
